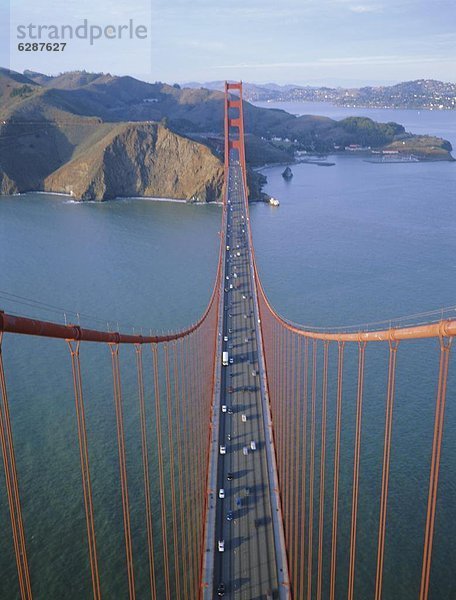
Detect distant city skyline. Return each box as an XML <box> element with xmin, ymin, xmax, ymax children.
<box><xmin>2</xmin><ymin>0</ymin><xmax>456</xmax><ymax>86</ymax></box>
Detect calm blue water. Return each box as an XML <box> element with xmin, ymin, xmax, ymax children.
<box><xmin>0</xmin><ymin>104</ymin><xmax>455</xmax><ymax>598</ymax></box>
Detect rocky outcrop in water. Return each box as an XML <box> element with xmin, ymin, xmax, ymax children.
<box><xmin>282</xmin><ymin>166</ymin><xmax>293</xmax><ymax>180</ymax></box>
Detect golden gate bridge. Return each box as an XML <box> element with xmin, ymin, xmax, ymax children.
<box><xmin>0</xmin><ymin>82</ymin><xmax>454</xmax><ymax>600</ymax></box>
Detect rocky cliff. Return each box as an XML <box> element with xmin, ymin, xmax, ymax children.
<box><xmin>44</xmin><ymin>123</ymin><xmax>224</xmax><ymax>201</ymax></box>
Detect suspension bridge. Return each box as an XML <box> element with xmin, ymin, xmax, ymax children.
<box><xmin>0</xmin><ymin>82</ymin><xmax>454</xmax><ymax>600</ymax></box>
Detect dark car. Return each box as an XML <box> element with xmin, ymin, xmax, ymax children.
<box><xmin>217</xmin><ymin>582</ymin><xmax>226</xmax><ymax>596</ymax></box>
<box><xmin>227</xmin><ymin>472</ymin><xmax>233</xmax><ymax>481</ymax></box>
<box><xmin>227</xmin><ymin>511</ymin><xmax>233</xmax><ymax>521</ymax></box>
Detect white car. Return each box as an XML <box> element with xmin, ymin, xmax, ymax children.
<box><xmin>229</xmin><ymin>358</ymin><xmax>234</xmax><ymax>364</ymax></box>
<box><xmin>241</xmin><ymin>414</ymin><xmax>247</xmax><ymax>422</ymax></box>
<box><xmin>242</xmin><ymin>446</ymin><xmax>249</xmax><ymax>456</ymax></box>
<box><xmin>224</xmin><ymin>335</ymin><xmax>228</xmax><ymax>342</ymax></box>
<box><xmin>222</xmin><ymin>405</ymin><xmax>227</xmax><ymax>413</ymax></box>
<box><xmin>218</xmin><ymin>540</ymin><xmax>225</xmax><ymax>552</ymax></box>
<box><xmin>220</xmin><ymin>445</ymin><xmax>226</xmax><ymax>455</ymax></box>
<box><xmin>250</xmin><ymin>441</ymin><xmax>256</xmax><ymax>451</ymax></box>
<box><xmin>219</xmin><ymin>488</ymin><xmax>225</xmax><ymax>499</ymax></box>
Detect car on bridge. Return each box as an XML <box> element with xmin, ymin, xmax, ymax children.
<box><xmin>221</xmin><ymin>405</ymin><xmax>227</xmax><ymax>413</ymax></box>
<box><xmin>250</xmin><ymin>440</ymin><xmax>256</xmax><ymax>450</ymax></box>
<box><xmin>219</xmin><ymin>488</ymin><xmax>225</xmax><ymax>499</ymax></box>
<box><xmin>220</xmin><ymin>445</ymin><xmax>226</xmax><ymax>455</ymax></box>
<box><xmin>218</xmin><ymin>540</ymin><xmax>225</xmax><ymax>552</ymax></box>
<box><xmin>217</xmin><ymin>582</ymin><xmax>226</xmax><ymax>596</ymax></box>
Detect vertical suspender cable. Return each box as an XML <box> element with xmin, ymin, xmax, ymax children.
<box><xmin>0</xmin><ymin>333</ymin><xmax>33</xmax><ymax>600</ymax></box>
<box><xmin>419</xmin><ymin>335</ymin><xmax>452</xmax><ymax>600</ymax></box>
<box><xmin>284</xmin><ymin>330</ymin><xmax>290</xmax><ymax>542</ymax></box>
<box><xmin>68</xmin><ymin>341</ymin><xmax>101</xmax><ymax>600</ymax></box>
<box><xmin>317</xmin><ymin>341</ymin><xmax>329</xmax><ymax>600</ymax></box>
<box><xmin>151</xmin><ymin>343</ymin><xmax>171</xmax><ymax>600</ymax></box>
<box><xmin>288</xmin><ymin>333</ymin><xmax>296</xmax><ymax>548</ymax></box>
<box><xmin>135</xmin><ymin>344</ymin><xmax>157</xmax><ymax>600</ymax></box>
<box><xmin>293</xmin><ymin>335</ymin><xmax>302</xmax><ymax>597</ymax></box>
<box><xmin>164</xmin><ymin>344</ymin><xmax>181</xmax><ymax>600</ymax></box>
<box><xmin>330</xmin><ymin>341</ymin><xmax>345</xmax><ymax>600</ymax></box>
<box><xmin>173</xmin><ymin>340</ymin><xmax>187</xmax><ymax>600</ymax></box>
<box><xmin>347</xmin><ymin>341</ymin><xmax>367</xmax><ymax>600</ymax></box>
<box><xmin>307</xmin><ymin>339</ymin><xmax>318</xmax><ymax>600</ymax></box>
<box><xmin>299</xmin><ymin>337</ymin><xmax>309</xmax><ymax>600</ymax></box>
<box><xmin>374</xmin><ymin>339</ymin><xmax>399</xmax><ymax>600</ymax></box>
<box><xmin>180</xmin><ymin>336</ymin><xmax>192</xmax><ymax>599</ymax></box>
<box><xmin>109</xmin><ymin>343</ymin><xmax>135</xmax><ymax>600</ymax></box>
<box><xmin>189</xmin><ymin>331</ymin><xmax>200</xmax><ymax>593</ymax></box>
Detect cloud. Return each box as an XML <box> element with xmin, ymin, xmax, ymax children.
<box><xmin>211</xmin><ymin>55</ymin><xmax>456</xmax><ymax>70</ymax></box>
<box><xmin>181</xmin><ymin>40</ymin><xmax>226</xmax><ymax>51</ymax></box>
<box><xmin>348</xmin><ymin>4</ymin><xmax>383</xmax><ymax>13</ymax></box>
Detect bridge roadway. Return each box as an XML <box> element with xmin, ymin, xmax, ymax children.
<box><xmin>205</xmin><ymin>156</ymin><xmax>289</xmax><ymax>599</ymax></box>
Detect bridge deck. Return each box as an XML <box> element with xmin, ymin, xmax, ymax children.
<box><xmin>204</xmin><ymin>157</ymin><xmax>289</xmax><ymax>599</ymax></box>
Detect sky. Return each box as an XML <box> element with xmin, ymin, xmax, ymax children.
<box><xmin>2</xmin><ymin>0</ymin><xmax>456</xmax><ymax>86</ymax></box>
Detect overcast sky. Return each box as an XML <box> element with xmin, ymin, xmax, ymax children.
<box><xmin>3</xmin><ymin>0</ymin><xmax>456</xmax><ymax>85</ymax></box>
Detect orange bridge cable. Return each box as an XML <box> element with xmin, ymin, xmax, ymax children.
<box><xmin>164</xmin><ymin>344</ymin><xmax>181</xmax><ymax>600</ymax></box>
<box><xmin>293</xmin><ymin>335</ymin><xmax>302</xmax><ymax>597</ymax></box>
<box><xmin>275</xmin><ymin>325</ymin><xmax>282</xmax><ymax>480</ymax></box>
<box><xmin>199</xmin><ymin>316</ymin><xmax>218</xmax><ymax>599</ymax></box>
<box><xmin>271</xmin><ymin>319</ymin><xmax>276</xmax><ymax>415</ymax></box>
<box><xmin>317</xmin><ymin>341</ymin><xmax>330</xmax><ymax>600</ymax></box>
<box><xmin>307</xmin><ymin>339</ymin><xmax>318</xmax><ymax>600</ymax></box>
<box><xmin>188</xmin><ymin>334</ymin><xmax>199</xmax><ymax>595</ymax></box>
<box><xmin>287</xmin><ymin>333</ymin><xmax>296</xmax><ymax>567</ymax></box>
<box><xmin>197</xmin><ymin>329</ymin><xmax>207</xmax><ymax>592</ymax></box>
<box><xmin>151</xmin><ymin>344</ymin><xmax>171</xmax><ymax>600</ymax></box>
<box><xmin>0</xmin><ymin>333</ymin><xmax>32</xmax><ymax>600</ymax></box>
<box><xmin>188</xmin><ymin>335</ymin><xmax>199</xmax><ymax>600</ymax></box>
<box><xmin>330</xmin><ymin>341</ymin><xmax>345</xmax><ymax>600</ymax></box>
<box><xmin>289</xmin><ymin>332</ymin><xmax>297</xmax><ymax>552</ymax></box>
<box><xmin>109</xmin><ymin>343</ymin><xmax>135</xmax><ymax>600</ymax></box>
<box><xmin>194</xmin><ymin>329</ymin><xmax>204</xmax><ymax>581</ymax></box>
<box><xmin>283</xmin><ymin>329</ymin><xmax>290</xmax><ymax>538</ymax></box>
<box><xmin>173</xmin><ymin>340</ymin><xmax>187</xmax><ymax>600</ymax></box>
<box><xmin>288</xmin><ymin>331</ymin><xmax>296</xmax><ymax>545</ymax></box>
<box><xmin>134</xmin><ymin>344</ymin><xmax>157</xmax><ymax>600</ymax></box>
<box><xmin>0</xmin><ymin>337</ymin><xmax>32</xmax><ymax>600</ymax></box>
<box><xmin>279</xmin><ymin>327</ymin><xmax>286</xmax><ymax>484</ymax></box>
<box><xmin>180</xmin><ymin>336</ymin><xmax>192</xmax><ymax>599</ymax></box>
<box><xmin>67</xmin><ymin>341</ymin><xmax>101</xmax><ymax>600</ymax></box>
<box><xmin>419</xmin><ymin>337</ymin><xmax>452</xmax><ymax>600</ymax></box>
<box><xmin>0</xmin><ymin>377</ymin><xmax>25</xmax><ymax>600</ymax></box>
<box><xmin>299</xmin><ymin>337</ymin><xmax>309</xmax><ymax>600</ymax></box>
<box><xmin>274</xmin><ymin>324</ymin><xmax>280</xmax><ymax>475</ymax></box>
<box><xmin>347</xmin><ymin>341</ymin><xmax>367</xmax><ymax>600</ymax></box>
<box><xmin>374</xmin><ymin>341</ymin><xmax>399</xmax><ymax>600</ymax></box>
<box><xmin>191</xmin><ymin>330</ymin><xmax>202</xmax><ymax>586</ymax></box>
<box><xmin>251</xmin><ymin>279</ymin><xmax>456</xmax><ymax>342</ymax></box>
